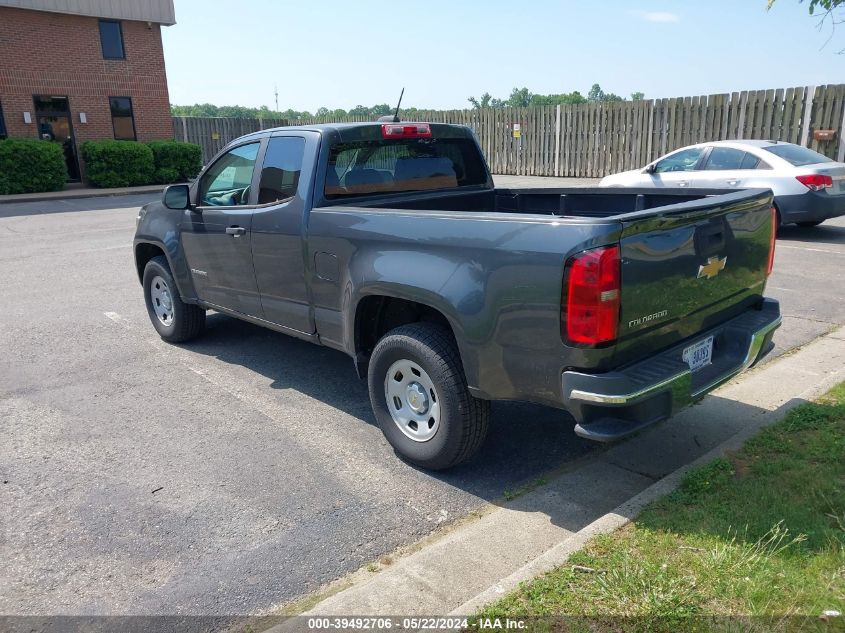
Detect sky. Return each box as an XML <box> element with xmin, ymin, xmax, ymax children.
<box><xmin>161</xmin><ymin>0</ymin><xmax>844</xmax><ymax>113</ymax></box>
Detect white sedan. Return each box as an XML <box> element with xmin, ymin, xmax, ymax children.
<box><xmin>599</xmin><ymin>140</ymin><xmax>845</xmax><ymax>227</ymax></box>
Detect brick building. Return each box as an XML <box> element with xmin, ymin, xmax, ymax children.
<box><xmin>0</xmin><ymin>0</ymin><xmax>175</xmax><ymax>180</ymax></box>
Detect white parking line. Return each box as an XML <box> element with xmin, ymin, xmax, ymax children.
<box><xmin>103</xmin><ymin>311</ymin><xmax>133</xmax><ymax>327</ymax></box>
<box><xmin>777</xmin><ymin>244</ymin><xmax>845</xmax><ymax>256</ymax></box>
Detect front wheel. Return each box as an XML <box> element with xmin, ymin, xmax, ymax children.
<box><xmin>367</xmin><ymin>323</ymin><xmax>490</xmax><ymax>470</ymax></box>
<box><xmin>143</xmin><ymin>255</ymin><xmax>205</xmax><ymax>343</ymax></box>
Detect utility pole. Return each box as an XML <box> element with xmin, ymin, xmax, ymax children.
<box><xmin>274</xmin><ymin>83</ymin><xmax>279</xmax><ymax>113</ymax></box>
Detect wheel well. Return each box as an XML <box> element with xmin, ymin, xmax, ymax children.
<box><xmin>135</xmin><ymin>242</ymin><xmax>166</xmax><ymax>282</ymax></box>
<box><xmin>354</xmin><ymin>296</ymin><xmax>453</xmax><ymax>376</ymax></box>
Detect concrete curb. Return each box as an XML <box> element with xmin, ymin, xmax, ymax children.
<box><xmin>450</xmin><ymin>326</ymin><xmax>845</xmax><ymax>616</ymax></box>
<box><xmin>0</xmin><ymin>185</ymin><xmax>163</xmax><ymax>204</ymax></box>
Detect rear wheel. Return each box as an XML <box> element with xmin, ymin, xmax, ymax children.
<box><xmin>143</xmin><ymin>256</ymin><xmax>205</xmax><ymax>343</ymax></box>
<box><xmin>367</xmin><ymin>322</ymin><xmax>490</xmax><ymax>470</ymax></box>
<box><xmin>796</xmin><ymin>220</ymin><xmax>824</xmax><ymax>227</ymax></box>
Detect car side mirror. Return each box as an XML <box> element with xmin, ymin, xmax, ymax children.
<box><xmin>645</xmin><ymin>164</ymin><xmax>657</xmax><ymax>175</ymax></box>
<box><xmin>163</xmin><ymin>184</ymin><xmax>190</xmax><ymax>210</ymax></box>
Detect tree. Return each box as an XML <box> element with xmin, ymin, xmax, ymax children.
<box><xmin>468</xmin><ymin>92</ymin><xmax>493</xmax><ymax>109</ymax></box>
<box><xmin>768</xmin><ymin>0</ymin><xmax>844</xmax><ymax>52</ymax></box>
<box><xmin>370</xmin><ymin>104</ymin><xmax>392</xmax><ymax>117</ymax></box>
<box><xmin>587</xmin><ymin>84</ymin><xmax>624</xmax><ymax>103</ymax></box>
<box><xmin>506</xmin><ymin>87</ymin><xmax>534</xmax><ymax>108</ymax></box>
<box><xmin>631</xmin><ymin>91</ymin><xmax>645</xmax><ymax>101</ymax></box>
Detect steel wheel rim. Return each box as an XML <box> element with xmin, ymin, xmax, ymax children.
<box><xmin>150</xmin><ymin>275</ymin><xmax>174</xmax><ymax>326</ymax></box>
<box><xmin>384</xmin><ymin>359</ymin><xmax>441</xmax><ymax>442</ymax></box>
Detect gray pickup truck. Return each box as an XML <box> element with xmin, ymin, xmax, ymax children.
<box><xmin>133</xmin><ymin>121</ymin><xmax>781</xmax><ymax>469</ymax></box>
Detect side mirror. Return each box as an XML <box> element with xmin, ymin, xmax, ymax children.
<box><xmin>163</xmin><ymin>184</ymin><xmax>190</xmax><ymax>210</ymax></box>
<box><xmin>645</xmin><ymin>164</ymin><xmax>657</xmax><ymax>175</ymax></box>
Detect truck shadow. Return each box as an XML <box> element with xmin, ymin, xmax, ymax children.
<box><xmin>778</xmin><ymin>222</ymin><xmax>845</xmax><ymax>246</ymax></box>
<box><xmin>187</xmin><ymin>313</ymin><xmax>799</xmax><ymax>538</ymax></box>
<box><xmin>466</xmin><ymin>396</ymin><xmax>810</xmax><ymax>535</ymax></box>
<box><xmin>188</xmin><ymin>313</ymin><xmax>599</xmax><ymax>500</ymax></box>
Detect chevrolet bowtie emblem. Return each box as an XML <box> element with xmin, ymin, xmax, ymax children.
<box><xmin>697</xmin><ymin>256</ymin><xmax>727</xmax><ymax>279</ymax></box>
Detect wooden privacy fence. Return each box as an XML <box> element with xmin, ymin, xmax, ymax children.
<box><xmin>174</xmin><ymin>84</ymin><xmax>845</xmax><ymax>177</ymax></box>
<box><xmin>172</xmin><ymin>116</ymin><xmax>289</xmax><ymax>163</ymax></box>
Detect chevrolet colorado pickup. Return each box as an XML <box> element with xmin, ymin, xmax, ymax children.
<box><xmin>134</xmin><ymin>122</ymin><xmax>781</xmax><ymax>469</ymax></box>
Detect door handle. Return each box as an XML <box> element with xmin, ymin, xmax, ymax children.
<box><xmin>726</xmin><ymin>179</ymin><xmax>740</xmax><ymax>186</ymax></box>
<box><xmin>226</xmin><ymin>226</ymin><xmax>246</xmax><ymax>237</ymax></box>
<box><xmin>678</xmin><ymin>180</ymin><xmax>689</xmax><ymax>187</ymax></box>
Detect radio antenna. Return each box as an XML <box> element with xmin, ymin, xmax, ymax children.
<box><xmin>392</xmin><ymin>88</ymin><xmax>404</xmax><ymax>122</ymax></box>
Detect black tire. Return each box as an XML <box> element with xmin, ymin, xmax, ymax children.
<box><xmin>367</xmin><ymin>322</ymin><xmax>490</xmax><ymax>470</ymax></box>
<box><xmin>796</xmin><ymin>220</ymin><xmax>824</xmax><ymax>228</ymax></box>
<box><xmin>142</xmin><ymin>255</ymin><xmax>205</xmax><ymax>343</ymax></box>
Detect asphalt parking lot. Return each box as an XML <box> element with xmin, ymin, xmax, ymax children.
<box><xmin>1</xmin><ymin>189</ymin><xmax>844</xmax><ymax>616</ymax></box>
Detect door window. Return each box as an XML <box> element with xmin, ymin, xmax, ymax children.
<box><xmin>654</xmin><ymin>147</ymin><xmax>705</xmax><ymax>173</ymax></box>
<box><xmin>257</xmin><ymin>137</ymin><xmax>305</xmax><ymax>204</ymax></box>
<box><xmin>199</xmin><ymin>143</ymin><xmax>260</xmax><ymax>206</ymax></box>
<box><xmin>32</xmin><ymin>95</ymin><xmax>79</xmax><ymax>181</ymax></box>
<box><xmin>702</xmin><ymin>147</ymin><xmax>747</xmax><ymax>171</ymax></box>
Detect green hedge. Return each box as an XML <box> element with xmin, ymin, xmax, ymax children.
<box><xmin>145</xmin><ymin>141</ymin><xmax>202</xmax><ymax>184</ymax></box>
<box><xmin>0</xmin><ymin>139</ymin><xmax>67</xmax><ymax>194</ymax></box>
<box><xmin>80</xmin><ymin>140</ymin><xmax>201</xmax><ymax>188</ymax></box>
<box><xmin>81</xmin><ymin>140</ymin><xmax>155</xmax><ymax>188</ymax></box>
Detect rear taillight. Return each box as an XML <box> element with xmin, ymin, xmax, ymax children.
<box><xmin>381</xmin><ymin>123</ymin><xmax>432</xmax><ymax>139</ymax></box>
<box><xmin>795</xmin><ymin>174</ymin><xmax>833</xmax><ymax>191</ymax></box>
<box><xmin>767</xmin><ymin>207</ymin><xmax>777</xmax><ymax>277</ymax></box>
<box><xmin>562</xmin><ymin>245</ymin><xmax>621</xmax><ymax>345</ymax></box>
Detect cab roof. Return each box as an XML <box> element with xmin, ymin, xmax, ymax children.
<box><xmin>236</xmin><ymin>121</ymin><xmax>475</xmax><ymax>144</ymax></box>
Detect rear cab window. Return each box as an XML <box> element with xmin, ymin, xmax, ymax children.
<box><xmin>325</xmin><ymin>134</ymin><xmax>488</xmax><ymax>199</ymax></box>
<box><xmin>762</xmin><ymin>144</ymin><xmax>833</xmax><ymax>167</ymax></box>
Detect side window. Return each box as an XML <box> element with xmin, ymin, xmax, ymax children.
<box><xmin>99</xmin><ymin>20</ymin><xmax>125</xmax><ymax>59</ymax></box>
<box><xmin>742</xmin><ymin>154</ymin><xmax>772</xmax><ymax>169</ymax></box>
<box><xmin>199</xmin><ymin>143</ymin><xmax>260</xmax><ymax>206</ymax></box>
<box><xmin>257</xmin><ymin>137</ymin><xmax>305</xmax><ymax>204</ymax></box>
<box><xmin>109</xmin><ymin>97</ymin><xmax>136</xmax><ymax>140</ymax></box>
<box><xmin>654</xmin><ymin>148</ymin><xmax>704</xmax><ymax>173</ymax></box>
<box><xmin>740</xmin><ymin>152</ymin><xmax>761</xmax><ymax>170</ymax></box>
<box><xmin>0</xmin><ymin>101</ymin><xmax>6</xmax><ymax>139</ymax></box>
<box><xmin>703</xmin><ymin>147</ymin><xmax>746</xmax><ymax>171</ymax></box>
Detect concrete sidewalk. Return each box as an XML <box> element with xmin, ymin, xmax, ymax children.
<box><xmin>0</xmin><ymin>183</ymin><xmax>163</xmax><ymax>204</ymax></box>
<box><xmin>267</xmin><ymin>326</ymin><xmax>845</xmax><ymax>625</ymax></box>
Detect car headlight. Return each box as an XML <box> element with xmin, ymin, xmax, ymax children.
<box><xmin>136</xmin><ymin>206</ymin><xmax>148</xmax><ymax>229</ymax></box>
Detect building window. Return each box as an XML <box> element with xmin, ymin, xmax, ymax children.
<box><xmin>110</xmin><ymin>97</ymin><xmax>136</xmax><ymax>140</ymax></box>
<box><xmin>99</xmin><ymin>20</ymin><xmax>125</xmax><ymax>59</ymax></box>
<box><xmin>0</xmin><ymin>101</ymin><xmax>7</xmax><ymax>139</ymax></box>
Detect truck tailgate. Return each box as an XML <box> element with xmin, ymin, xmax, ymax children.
<box><xmin>614</xmin><ymin>189</ymin><xmax>775</xmax><ymax>365</ymax></box>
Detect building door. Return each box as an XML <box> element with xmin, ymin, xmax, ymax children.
<box><xmin>33</xmin><ymin>96</ymin><xmax>80</xmax><ymax>181</ymax></box>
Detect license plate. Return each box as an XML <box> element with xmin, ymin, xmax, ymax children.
<box><xmin>682</xmin><ymin>336</ymin><xmax>714</xmax><ymax>372</ymax></box>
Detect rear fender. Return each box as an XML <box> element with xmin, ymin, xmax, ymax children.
<box><xmin>344</xmin><ymin>250</ymin><xmax>486</xmax><ymax>389</ymax></box>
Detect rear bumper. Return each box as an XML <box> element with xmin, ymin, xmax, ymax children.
<box><xmin>776</xmin><ymin>191</ymin><xmax>845</xmax><ymax>224</ymax></box>
<box><xmin>561</xmin><ymin>299</ymin><xmax>781</xmax><ymax>441</ymax></box>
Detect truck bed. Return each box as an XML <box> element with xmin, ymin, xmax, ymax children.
<box><xmin>348</xmin><ymin>186</ymin><xmax>754</xmax><ymax>219</ymax></box>
<box><xmin>313</xmin><ymin>186</ymin><xmax>776</xmax><ymax>389</ymax></box>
